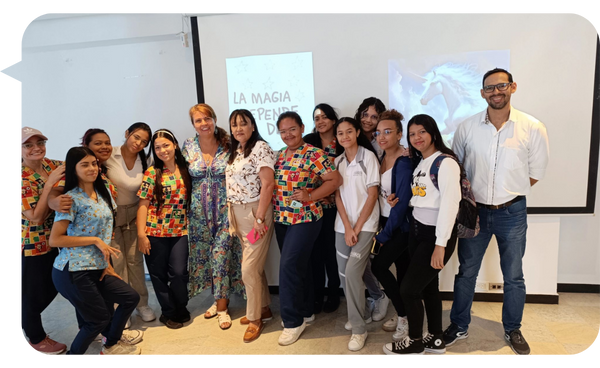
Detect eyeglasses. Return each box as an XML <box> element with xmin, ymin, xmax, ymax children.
<box><xmin>131</xmin><ymin>133</ymin><xmax>149</xmax><ymax>146</ymax></box>
<box><xmin>482</xmin><ymin>82</ymin><xmax>512</xmax><ymax>93</ymax></box>
<box><xmin>373</xmin><ymin>129</ymin><xmax>397</xmax><ymax>138</ymax></box>
<box><xmin>22</xmin><ymin>140</ymin><xmax>47</xmax><ymax>150</ymax></box>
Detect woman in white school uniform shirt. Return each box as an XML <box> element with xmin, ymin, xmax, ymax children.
<box><xmin>383</xmin><ymin>114</ymin><xmax>461</xmax><ymax>355</ymax></box>
<box><xmin>105</xmin><ymin>122</ymin><xmax>156</xmax><ymax>323</ymax></box>
<box><xmin>333</xmin><ymin>117</ymin><xmax>380</xmax><ymax>352</ymax></box>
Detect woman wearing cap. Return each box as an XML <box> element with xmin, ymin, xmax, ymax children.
<box><xmin>21</xmin><ymin>126</ymin><xmax>67</xmax><ymax>354</ymax></box>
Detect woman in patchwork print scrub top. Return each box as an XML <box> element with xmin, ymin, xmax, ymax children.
<box><xmin>273</xmin><ymin>111</ymin><xmax>342</xmax><ymax>347</ymax></box>
<box><xmin>137</xmin><ymin>129</ymin><xmax>192</xmax><ymax>329</ymax></box>
<box><xmin>21</xmin><ymin>126</ymin><xmax>67</xmax><ymax>354</ymax></box>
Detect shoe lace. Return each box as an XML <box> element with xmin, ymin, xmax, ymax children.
<box><xmin>394</xmin><ymin>336</ymin><xmax>413</xmax><ymax>350</ymax></box>
<box><xmin>42</xmin><ymin>336</ymin><xmax>57</xmax><ymax>346</ymax></box>
<box><xmin>422</xmin><ymin>333</ymin><xmax>433</xmax><ymax>344</ymax></box>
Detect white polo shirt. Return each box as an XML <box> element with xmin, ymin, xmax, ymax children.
<box><xmin>334</xmin><ymin>146</ymin><xmax>380</xmax><ymax>233</ymax></box>
<box><xmin>452</xmin><ymin>107</ymin><xmax>549</xmax><ymax>205</ymax></box>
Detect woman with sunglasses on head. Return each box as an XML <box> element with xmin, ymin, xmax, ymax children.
<box><xmin>302</xmin><ymin>103</ymin><xmax>342</xmax><ymax>314</ymax></box>
<box><xmin>383</xmin><ymin>114</ymin><xmax>461</xmax><ymax>355</ymax></box>
<box><xmin>50</xmin><ymin>146</ymin><xmax>141</xmax><ymax>355</ymax></box>
<box><xmin>370</xmin><ymin>110</ymin><xmax>413</xmax><ymax>342</ymax></box>
<box><xmin>273</xmin><ymin>111</ymin><xmax>342</xmax><ymax>346</ymax></box>
<box><xmin>184</xmin><ymin>103</ymin><xmax>244</xmax><ymax>330</ymax></box>
<box><xmin>226</xmin><ymin>109</ymin><xmax>276</xmax><ymax>343</ymax></box>
<box><xmin>333</xmin><ymin>117</ymin><xmax>380</xmax><ymax>351</ymax></box>
<box><xmin>104</xmin><ymin>122</ymin><xmax>156</xmax><ymax>325</ymax></box>
<box><xmin>136</xmin><ymin>129</ymin><xmax>192</xmax><ymax>330</ymax></box>
<box><xmin>21</xmin><ymin>127</ymin><xmax>67</xmax><ymax>354</ymax></box>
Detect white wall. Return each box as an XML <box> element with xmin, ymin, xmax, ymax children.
<box><xmin>9</xmin><ymin>14</ymin><xmax>600</xmax><ymax>290</ymax></box>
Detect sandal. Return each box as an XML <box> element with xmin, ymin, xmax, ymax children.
<box><xmin>217</xmin><ymin>310</ymin><xmax>232</xmax><ymax>330</ymax></box>
<box><xmin>204</xmin><ymin>302</ymin><xmax>218</xmax><ymax>319</ymax></box>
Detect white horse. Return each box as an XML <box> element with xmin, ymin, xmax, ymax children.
<box><xmin>417</xmin><ymin>63</ymin><xmax>485</xmax><ymax>134</ymax></box>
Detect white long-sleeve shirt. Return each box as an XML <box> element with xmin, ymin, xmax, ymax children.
<box><xmin>410</xmin><ymin>151</ymin><xmax>461</xmax><ymax>247</ymax></box>
<box><xmin>452</xmin><ymin>107</ymin><xmax>549</xmax><ymax>205</ymax></box>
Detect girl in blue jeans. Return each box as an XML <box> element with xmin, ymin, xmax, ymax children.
<box><xmin>50</xmin><ymin>147</ymin><xmax>141</xmax><ymax>355</ymax></box>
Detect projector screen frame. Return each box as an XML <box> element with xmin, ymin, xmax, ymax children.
<box><xmin>189</xmin><ymin>15</ymin><xmax>599</xmax><ymax>216</ymax></box>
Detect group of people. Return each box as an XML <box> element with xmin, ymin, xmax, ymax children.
<box><xmin>21</xmin><ymin>68</ymin><xmax>549</xmax><ymax>355</ymax></box>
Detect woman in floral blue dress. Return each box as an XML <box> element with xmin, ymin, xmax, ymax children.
<box><xmin>183</xmin><ymin>103</ymin><xmax>245</xmax><ymax>330</ymax></box>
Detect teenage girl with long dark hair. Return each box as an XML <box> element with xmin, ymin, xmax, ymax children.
<box><xmin>383</xmin><ymin>114</ymin><xmax>461</xmax><ymax>355</ymax></box>
<box><xmin>136</xmin><ymin>129</ymin><xmax>192</xmax><ymax>329</ymax></box>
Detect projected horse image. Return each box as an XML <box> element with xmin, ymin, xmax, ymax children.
<box><xmin>416</xmin><ymin>63</ymin><xmax>486</xmax><ymax>134</ymax></box>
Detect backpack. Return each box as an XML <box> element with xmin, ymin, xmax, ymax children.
<box><xmin>430</xmin><ymin>154</ymin><xmax>480</xmax><ymax>239</ymax></box>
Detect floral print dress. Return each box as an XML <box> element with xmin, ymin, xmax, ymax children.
<box><xmin>183</xmin><ymin>136</ymin><xmax>245</xmax><ymax>300</ymax></box>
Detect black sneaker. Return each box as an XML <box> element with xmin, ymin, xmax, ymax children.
<box><xmin>443</xmin><ymin>323</ymin><xmax>469</xmax><ymax>346</ymax></box>
<box><xmin>159</xmin><ymin>314</ymin><xmax>184</xmax><ymax>329</ymax></box>
<box><xmin>423</xmin><ymin>333</ymin><xmax>446</xmax><ymax>354</ymax></box>
<box><xmin>323</xmin><ymin>295</ymin><xmax>340</xmax><ymax>313</ymax></box>
<box><xmin>383</xmin><ymin>336</ymin><xmax>424</xmax><ymax>355</ymax></box>
<box><xmin>505</xmin><ymin>329</ymin><xmax>530</xmax><ymax>355</ymax></box>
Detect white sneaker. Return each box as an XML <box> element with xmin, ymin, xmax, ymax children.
<box><xmin>281</xmin><ymin>315</ymin><xmax>314</xmax><ymax>328</ymax></box>
<box><xmin>372</xmin><ymin>294</ymin><xmax>389</xmax><ymax>322</ymax></box>
<box><xmin>392</xmin><ymin>316</ymin><xmax>409</xmax><ymax>341</ymax></box>
<box><xmin>278</xmin><ymin>322</ymin><xmax>306</xmax><ymax>346</ymax></box>
<box><xmin>382</xmin><ymin>314</ymin><xmax>398</xmax><ymax>332</ymax></box>
<box><xmin>348</xmin><ymin>331</ymin><xmax>368</xmax><ymax>351</ymax></box>
<box><xmin>101</xmin><ymin>329</ymin><xmax>144</xmax><ymax>345</ymax></box>
<box><xmin>124</xmin><ymin>317</ymin><xmax>131</xmax><ymax>330</ymax></box>
<box><xmin>136</xmin><ymin>305</ymin><xmax>157</xmax><ymax>322</ymax></box>
<box><xmin>120</xmin><ymin>329</ymin><xmax>144</xmax><ymax>345</ymax></box>
<box><xmin>344</xmin><ymin>317</ymin><xmax>373</xmax><ymax>331</ymax></box>
<box><xmin>101</xmin><ymin>340</ymin><xmax>141</xmax><ymax>355</ymax></box>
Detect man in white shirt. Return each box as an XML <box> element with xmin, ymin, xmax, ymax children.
<box><xmin>445</xmin><ymin>68</ymin><xmax>549</xmax><ymax>355</ymax></box>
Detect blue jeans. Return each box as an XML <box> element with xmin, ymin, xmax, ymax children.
<box><xmin>450</xmin><ymin>197</ymin><xmax>527</xmax><ymax>332</ymax></box>
<box><xmin>52</xmin><ymin>263</ymin><xmax>140</xmax><ymax>354</ymax></box>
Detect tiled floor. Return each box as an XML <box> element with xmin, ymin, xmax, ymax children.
<box><xmin>35</xmin><ymin>282</ymin><xmax>600</xmax><ymax>356</ymax></box>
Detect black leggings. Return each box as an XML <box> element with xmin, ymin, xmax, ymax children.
<box><xmin>400</xmin><ymin>218</ymin><xmax>457</xmax><ymax>339</ymax></box>
<box><xmin>310</xmin><ymin>207</ymin><xmax>340</xmax><ymax>301</ymax></box>
<box><xmin>371</xmin><ymin>217</ymin><xmax>410</xmax><ymax>317</ymax></box>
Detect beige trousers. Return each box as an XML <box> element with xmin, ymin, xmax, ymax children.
<box><xmin>111</xmin><ymin>203</ymin><xmax>149</xmax><ymax>307</ymax></box>
<box><xmin>228</xmin><ymin>201</ymin><xmax>273</xmax><ymax>321</ymax></box>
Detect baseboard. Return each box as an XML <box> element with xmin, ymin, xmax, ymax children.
<box><xmin>439</xmin><ymin>291</ymin><xmax>559</xmax><ymax>304</ymax></box>
<box><xmin>269</xmin><ymin>284</ymin><xmax>576</xmax><ymax>304</ymax></box>
<box><xmin>557</xmin><ymin>283</ymin><xmax>600</xmax><ymax>293</ymax></box>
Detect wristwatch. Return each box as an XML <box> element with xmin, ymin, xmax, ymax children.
<box><xmin>256</xmin><ymin>218</ymin><xmax>264</xmax><ymax>224</ymax></box>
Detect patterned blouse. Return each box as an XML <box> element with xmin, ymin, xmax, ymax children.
<box><xmin>226</xmin><ymin>140</ymin><xmax>276</xmax><ymax>204</ymax></box>
<box><xmin>319</xmin><ymin>138</ymin><xmax>338</xmax><ymax>210</ymax></box>
<box><xmin>273</xmin><ymin>144</ymin><xmax>336</xmax><ymax>225</ymax></box>
<box><xmin>53</xmin><ymin>187</ymin><xmax>117</xmax><ymax>272</ymax></box>
<box><xmin>21</xmin><ymin>158</ymin><xmax>63</xmax><ymax>257</ymax></box>
<box><xmin>137</xmin><ymin>166</ymin><xmax>188</xmax><ymax>237</ymax></box>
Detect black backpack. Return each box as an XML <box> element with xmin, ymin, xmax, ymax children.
<box><xmin>430</xmin><ymin>154</ymin><xmax>480</xmax><ymax>239</ymax></box>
